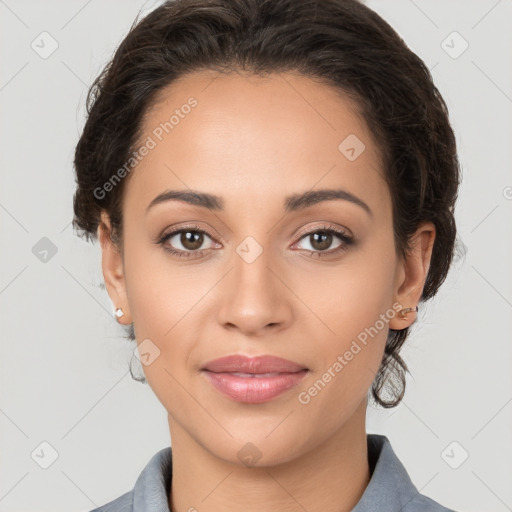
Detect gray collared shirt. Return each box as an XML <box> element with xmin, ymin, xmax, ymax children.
<box><xmin>88</xmin><ymin>434</ymin><xmax>456</xmax><ymax>511</ymax></box>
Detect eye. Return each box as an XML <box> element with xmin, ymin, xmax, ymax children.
<box><xmin>293</xmin><ymin>224</ymin><xmax>354</xmax><ymax>257</ymax></box>
<box><xmin>156</xmin><ymin>223</ymin><xmax>354</xmax><ymax>259</ymax></box>
<box><xmin>157</xmin><ymin>224</ymin><xmax>218</xmax><ymax>258</ymax></box>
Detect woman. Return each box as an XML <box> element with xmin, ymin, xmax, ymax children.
<box><xmin>73</xmin><ymin>0</ymin><xmax>461</xmax><ymax>510</ymax></box>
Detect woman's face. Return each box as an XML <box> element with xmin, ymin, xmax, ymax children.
<box><xmin>100</xmin><ymin>70</ymin><xmax>434</xmax><ymax>466</ymax></box>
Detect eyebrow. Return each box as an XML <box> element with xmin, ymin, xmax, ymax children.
<box><xmin>146</xmin><ymin>188</ymin><xmax>372</xmax><ymax>217</ymax></box>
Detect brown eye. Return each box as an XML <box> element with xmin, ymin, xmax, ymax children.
<box><xmin>293</xmin><ymin>225</ymin><xmax>354</xmax><ymax>257</ymax></box>
<box><xmin>297</xmin><ymin>230</ymin><xmax>343</xmax><ymax>253</ymax></box>
<box><xmin>309</xmin><ymin>232</ymin><xmax>333</xmax><ymax>251</ymax></box>
<box><xmin>158</xmin><ymin>225</ymin><xmax>219</xmax><ymax>259</ymax></box>
<box><xmin>179</xmin><ymin>230</ymin><xmax>204</xmax><ymax>250</ymax></box>
<box><xmin>164</xmin><ymin>229</ymin><xmax>210</xmax><ymax>252</ymax></box>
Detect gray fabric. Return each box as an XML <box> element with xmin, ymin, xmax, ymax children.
<box><xmin>87</xmin><ymin>434</ymin><xmax>456</xmax><ymax>512</ymax></box>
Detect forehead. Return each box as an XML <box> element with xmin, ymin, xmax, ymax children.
<box><xmin>125</xmin><ymin>70</ymin><xmax>389</xmax><ymax>217</ymax></box>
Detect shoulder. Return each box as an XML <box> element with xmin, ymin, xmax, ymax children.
<box><xmin>402</xmin><ymin>492</ymin><xmax>457</xmax><ymax>512</ymax></box>
<box><xmin>87</xmin><ymin>490</ymin><xmax>133</xmax><ymax>512</ymax></box>
<box><xmin>84</xmin><ymin>446</ymin><xmax>172</xmax><ymax>512</ymax></box>
<box><xmin>352</xmin><ymin>434</ymin><xmax>458</xmax><ymax>512</ymax></box>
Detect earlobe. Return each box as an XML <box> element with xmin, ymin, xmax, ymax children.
<box><xmin>98</xmin><ymin>211</ymin><xmax>131</xmax><ymax>324</ymax></box>
<box><xmin>389</xmin><ymin>221</ymin><xmax>436</xmax><ymax>330</ymax></box>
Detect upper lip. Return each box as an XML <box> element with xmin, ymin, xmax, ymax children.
<box><xmin>202</xmin><ymin>355</ymin><xmax>307</xmax><ymax>374</ymax></box>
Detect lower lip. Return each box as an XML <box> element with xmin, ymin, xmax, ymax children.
<box><xmin>202</xmin><ymin>370</ymin><xmax>308</xmax><ymax>403</ymax></box>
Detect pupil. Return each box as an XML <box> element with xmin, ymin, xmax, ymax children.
<box><xmin>182</xmin><ymin>231</ymin><xmax>203</xmax><ymax>250</ymax></box>
<box><xmin>312</xmin><ymin>232</ymin><xmax>331</xmax><ymax>250</ymax></box>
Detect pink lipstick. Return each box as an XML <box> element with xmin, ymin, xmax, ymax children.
<box><xmin>201</xmin><ymin>354</ymin><xmax>308</xmax><ymax>403</ymax></box>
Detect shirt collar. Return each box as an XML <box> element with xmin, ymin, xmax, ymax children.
<box><xmin>352</xmin><ymin>434</ymin><xmax>422</xmax><ymax>511</ymax></box>
<box><xmin>131</xmin><ymin>434</ymin><xmax>423</xmax><ymax>512</ymax></box>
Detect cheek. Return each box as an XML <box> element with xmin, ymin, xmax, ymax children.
<box><xmin>300</xmin><ymin>235</ymin><xmax>397</xmax><ymax>400</ymax></box>
<box><xmin>295</xmin><ymin>299</ymin><xmax>392</xmax><ymax>437</ymax></box>
<box><xmin>123</xmin><ymin>255</ymin><xmax>198</xmax><ymax>410</ymax></box>
<box><xmin>122</xmin><ymin>237</ymin><xmax>201</xmax><ymax>388</ymax></box>
<box><xmin>309</xmin><ymin>234</ymin><xmax>397</xmax><ymax>345</ymax></box>
<box><xmin>123</xmin><ymin>231</ymin><xmax>194</xmax><ymax>337</ymax></box>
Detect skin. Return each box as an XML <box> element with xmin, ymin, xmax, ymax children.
<box><xmin>98</xmin><ymin>69</ymin><xmax>435</xmax><ymax>512</ymax></box>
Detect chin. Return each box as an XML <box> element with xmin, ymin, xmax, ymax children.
<box><xmin>197</xmin><ymin>424</ymin><xmax>310</xmax><ymax>469</ymax></box>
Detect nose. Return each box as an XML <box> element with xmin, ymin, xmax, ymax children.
<box><xmin>216</xmin><ymin>246</ymin><xmax>293</xmax><ymax>336</ymax></box>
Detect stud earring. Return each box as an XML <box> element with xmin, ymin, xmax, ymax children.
<box><xmin>398</xmin><ymin>306</ymin><xmax>418</xmax><ymax>319</ymax></box>
<box><xmin>114</xmin><ymin>307</ymin><xmax>125</xmax><ymax>319</ymax></box>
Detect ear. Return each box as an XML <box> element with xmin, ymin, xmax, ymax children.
<box><xmin>388</xmin><ymin>221</ymin><xmax>436</xmax><ymax>330</ymax></box>
<box><xmin>98</xmin><ymin>211</ymin><xmax>131</xmax><ymax>324</ymax></box>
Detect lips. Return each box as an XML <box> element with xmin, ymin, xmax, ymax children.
<box><xmin>202</xmin><ymin>354</ymin><xmax>307</xmax><ymax>373</ymax></box>
<box><xmin>201</xmin><ymin>355</ymin><xmax>308</xmax><ymax>403</ymax></box>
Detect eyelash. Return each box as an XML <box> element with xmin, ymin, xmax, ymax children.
<box><xmin>156</xmin><ymin>223</ymin><xmax>354</xmax><ymax>259</ymax></box>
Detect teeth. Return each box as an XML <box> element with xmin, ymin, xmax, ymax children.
<box><xmin>230</xmin><ymin>372</ymin><xmax>281</xmax><ymax>378</ymax></box>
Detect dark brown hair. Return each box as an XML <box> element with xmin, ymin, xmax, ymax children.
<box><xmin>73</xmin><ymin>0</ymin><xmax>462</xmax><ymax>407</ymax></box>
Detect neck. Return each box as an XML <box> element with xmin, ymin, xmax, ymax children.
<box><xmin>167</xmin><ymin>399</ymin><xmax>371</xmax><ymax>512</ymax></box>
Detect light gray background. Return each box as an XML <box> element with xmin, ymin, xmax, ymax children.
<box><xmin>1</xmin><ymin>1</ymin><xmax>511</xmax><ymax>511</ymax></box>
